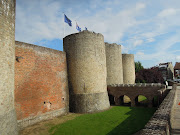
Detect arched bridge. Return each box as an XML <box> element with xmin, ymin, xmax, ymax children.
<box><xmin>107</xmin><ymin>83</ymin><xmax>168</xmax><ymax>107</ymax></box>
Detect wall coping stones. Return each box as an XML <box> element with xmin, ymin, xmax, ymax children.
<box><xmin>15</xmin><ymin>41</ymin><xmax>65</xmax><ymax>55</ymax></box>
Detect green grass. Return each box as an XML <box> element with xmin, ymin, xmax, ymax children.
<box><xmin>138</xmin><ymin>95</ymin><xmax>147</xmax><ymax>102</ymax></box>
<box><xmin>49</xmin><ymin>106</ymin><xmax>156</xmax><ymax>135</ymax></box>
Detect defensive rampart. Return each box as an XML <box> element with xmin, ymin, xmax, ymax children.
<box><xmin>15</xmin><ymin>41</ymin><xmax>69</xmax><ymax>129</ymax></box>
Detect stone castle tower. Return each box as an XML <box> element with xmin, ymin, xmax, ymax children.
<box><xmin>63</xmin><ymin>31</ymin><xmax>110</xmax><ymax>113</ymax></box>
<box><xmin>105</xmin><ymin>43</ymin><xmax>123</xmax><ymax>85</ymax></box>
<box><xmin>122</xmin><ymin>54</ymin><xmax>135</xmax><ymax>84</ymax></box>
<box><xmin>0</xmin><ymin>0</ymin><xmax>18</xmax><ymax>134</ymax></box>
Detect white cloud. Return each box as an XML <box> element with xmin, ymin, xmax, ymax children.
<box><xmin>15</xmin><ymin>0</ymin><xmax>146</xmax><ymax>44</ymax></box>
<box><xmin>15</xmin><ymin>0</ymin><xmax>63</xmax><ymax>43</ymax></box>
<box><xmin>136</xmin><ymin>51</ymin><xmax>144</xmax><ymax>56</ymax></box>
<box><xmin>146</xmin><ymin>38</ymin><xmax>155</xmax><ymax>43</ymax></box>
<box><xmin>135</xmin><ymin>3</ymin><xmax>146</xmax><ymax>10</ymax></box>
<box><xmin>176</xmin><ymin>56</ymin><xmax>180</xmax><ymax>61</ymax></box>
<box><xmin>133</xmin><ymin>39</ymin><xmax>143</xmax><ymax>47</ymax></box>
<box><xmin>158</xmin><ymin>8</ymin><xmax>177</xmax><ymax>18</ymax></box>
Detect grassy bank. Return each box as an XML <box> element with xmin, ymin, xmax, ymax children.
<box><xmin>49</xmin><ymin>106</ymin><xmax>156</xmax><ymax>135</ymax></box>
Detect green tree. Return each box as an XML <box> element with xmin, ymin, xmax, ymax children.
<box><xmin>135</xmin><ymin>61</ymin><xmax>144</xmax><ymax>73</ymax></box>
<box><xmin>135</xmin><ymin>66</ymin><xmax>164</xmax><ymax>83</ymax></box>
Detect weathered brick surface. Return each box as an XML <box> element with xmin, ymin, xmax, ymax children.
<box><xmin>15</xmin><ymin>41</ymin><xmax>69</xmax><ymax>128</ymax></box>
<box><xmin>0</xmin><ymin>0</ymin><xmax>18</xmax><ymax>134</ymax></box>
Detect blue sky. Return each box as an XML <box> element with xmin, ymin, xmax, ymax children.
<box><xmin>15</xmin><ymin>0</ymin><xmax>180</xmax><ymax>68</ymax></box>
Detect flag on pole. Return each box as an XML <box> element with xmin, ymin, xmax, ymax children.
<box><xmin>76</xmin><ymin>22</ymin><xmax>81</xmax><ymax>32</ymax></box>
<box><xmin>64</xmin><ymin>14</ymin><xmax>72</xmax><ymax>26</ymax></box>
<box><xmin>85</xmin><ymin>27</ymin><xmax>88</xmax><ymax>30</ymax></box>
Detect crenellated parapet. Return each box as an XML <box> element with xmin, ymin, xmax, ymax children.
<box><xmin>108</xmin><ymin>83</ymin><xmax>164</xmax><ymax>87</ymax></box>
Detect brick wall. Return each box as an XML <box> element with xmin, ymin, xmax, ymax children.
<box><xmin>14</xmin><ymin>41</ymin><xmax>69</xmax><ymax>128</ymax></box>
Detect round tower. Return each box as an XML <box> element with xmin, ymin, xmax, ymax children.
<box><xmin>122</xmin><ymin>54</ymin><xmax>135</xmax><ymax>84</ymax></box>
<box><xmin>0</xmin><ymin>0</ymin><xmax>18</xmax><ymax>134</ymax></box>
<box><xmin>63</xmin><ymin>31</ymin><xmax>110</xmax><ymax>113</ymax></box>
<box><xmin>105</xmin><ymin>43</ymin><xmax>123</xmax><ymax>85</ymax></box>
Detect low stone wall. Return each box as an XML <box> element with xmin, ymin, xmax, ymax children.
<box><xmin>138</xmin><ymin>84</ymin><xmax>177</xmax><ymax>135</ymax></box>
<box><xmin>17</xmin><ymin>107</ymin><xmax>68</xmax><ymax>130</ymax></box>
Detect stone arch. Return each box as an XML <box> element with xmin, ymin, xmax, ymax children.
<box><xmin>135</xmin><ymin>95</ymin><xmax>148</xmax><ymax>107</ymax></box>
<box><xmin>119</xmin><ymin>95</ymin><xmax>131</xmax><ymax>106</ymax></box>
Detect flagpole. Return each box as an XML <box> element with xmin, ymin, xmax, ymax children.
<box><xmin>63</xmin><ymin>12</ymin><xmax>65</xmax><ymax>37</ymax></box>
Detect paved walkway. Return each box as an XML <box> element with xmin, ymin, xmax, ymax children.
<box><xmin>171</xmin><ymin>86</ymin><xmax>180</xmax><ymax>135</ymax></box>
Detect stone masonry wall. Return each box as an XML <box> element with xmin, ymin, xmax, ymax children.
<box><xmin>0</xmin><ymin>0</ymin><xmax>18</xmax><ymax>134</ymax></box>
<box><xmin>63</xmin><ymin>31</ymin><xmax>110</xmax><ymax>113</ymax></box>
<box><xmin>105</xmin><ymin>43</ymin><xmax>123</xmax><ymax>85</ymax></box>
<box><xmin>108</xmin><ymin>83</ymin><xmax>166</xmax><ymax>107</ymax></box>
<box><xmin>122</xmin><ymin>54</ymin><xmax>135</xmax><ymax>84</ymax></box>
<box><xmin>138</xmin><ymin>84</ymin><xmax>176</xmax><ymax>135</ymax></box>
<box><xmin>15</xmin><ymin>41</ymin><xmax>69</xmax><ymax>129</ymax></box>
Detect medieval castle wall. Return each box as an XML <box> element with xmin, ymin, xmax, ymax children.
<box><xmin>63</xmin><ymin>31</ymin><xmax>110</xmax><ymax>113</ymax></box>
<box><xmin>0</xmin><ymin>1</ymin><xmax>137</xmax><ymax>133</ymax></box>
<box><xmin>0</xmin><ymin>0</ymin><xmax>18</xmax><ymax>134</ymax></box>
<box><xmin>15</xmin><ymin>41</ymin><xmax>69</xmax><ymax>129</ymax></box>
<box><xmin>105</xmin><ymin>43</ymin><xmax>123</xmax><ymax>85</ymax></box>
<box><xmin>122</xmin><ymin>54</ymin><xmax>135</xmax><ymax>84</ymax></box>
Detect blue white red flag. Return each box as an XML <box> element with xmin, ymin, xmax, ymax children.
<box><xmin>76</xmin><ymin>22</ymin><xmax>81</xmax><ymax>32</ymax></box>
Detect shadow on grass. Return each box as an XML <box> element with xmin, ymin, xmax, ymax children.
<box><xmin>49</xmin><ymin>106</ymin><xmax>156</xmax><ymax>135</ymax></box>
<box><xmin>107</xmin><ymin>107</ymin><xmax>156</xmax><ymax>135</ymax></box>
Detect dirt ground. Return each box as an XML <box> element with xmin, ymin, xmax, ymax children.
<box><xmin>19</xmin><ymin>113</ymin><xmax>82</xmax><ymax>135</ymax></box>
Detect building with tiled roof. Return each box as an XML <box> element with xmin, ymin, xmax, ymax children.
<box><xmin>174</xmin><ymin>62</ymin><xmax>180</xmax><ymax>79</ymax></box>
<box><xmin>159</xmin><ymin>62</ymin><xmax>174</xmax><ymax>80</ymax></box>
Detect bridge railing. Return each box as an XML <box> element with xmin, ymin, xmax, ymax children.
<box><xmin>108</xmin><ymin>83</ymin><xmax>165</xmax><ymax>87</ymax></box>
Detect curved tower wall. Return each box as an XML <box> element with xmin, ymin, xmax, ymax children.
<box><xmin>63</xmin><ymin>31</ymin><xmax>110</xmax><ymax>113</ymax></box>
<box><xmin>122</xmin><ymin>54</ymin><xmax>135</xmax><ymax>84</ymax></box>
<box><xmin>105</xmin><ymin>43</ymin><xmax>123</xmax><ymax>85</ymax></box>
<box><xmin>0</xmin><ymin>0</ymin><xmax>18</xmax><ymax>134</ymax></box>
